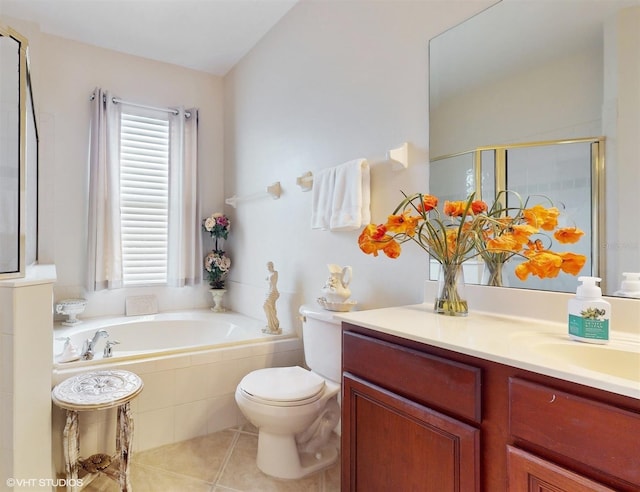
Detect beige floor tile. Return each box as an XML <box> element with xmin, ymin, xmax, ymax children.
<box><xmin>129</xmin><ymin>463</ymin><xmax>213</xmax><ymax>492</ymax></box>
<box><xmin>66</xmin><ymin>463</ymin><xmax>212</xmax><ymax>492</ymax></box>
<box><xmin>216</xmin><ymin>433</ymin><xmax>322</xmax><ymax>492</ymax></box>
<box><xmin>132</xmin><ymin>430</ymin><xmax>236</xmax><ymax>483</ymax></box>
<box><xmin>71</xmin><ymin>426</ymin><xmax>341</xmax><ymax>491</ymax></box>
<box><xmin>323</xmin><ymin>459</ymin><xmax>341</xmax><ymax>492</ymax></box>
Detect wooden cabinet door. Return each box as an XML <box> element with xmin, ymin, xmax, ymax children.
<box><xmin>342</xmin><ymin>374</ymin><xmax>480</xmax><ymax>492</ymax></box>
<box><xmin>507</xmin><ymin>446</ymin><xmax>616</xmax><ymax>492</ymax></box>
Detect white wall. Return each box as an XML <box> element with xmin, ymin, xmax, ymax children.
<box><xmin>430</xmin><ymin>47</ymin><xmax>603</xmax><ymax>157</ymax></box>
<box><xmin>32</xmin><ymin>32</ymin><xmax>224</xmax><ymax>317</ymax></box>
<box><xmin>223</xmin><ymin>0</ymin><xmax>495</xmax><ymax>322</ymax></box>
<box><xmin>7</xmin><ymin>1</ymin><xmax>495</xmax><ymax>323</ymax></box>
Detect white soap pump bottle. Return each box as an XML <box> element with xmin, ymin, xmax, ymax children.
<box><xmin>568</xmin><ymin>276</ymin><xmax>610</xmax><ymax>344</ymax></box>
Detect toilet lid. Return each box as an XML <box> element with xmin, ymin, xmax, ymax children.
<box><xmin>239</xmin><ymin>366</ymin><xmax>326</xmax><ymax>402</ymax></box>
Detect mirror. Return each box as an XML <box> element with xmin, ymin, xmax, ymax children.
<box><xmin>0</xmin><ymin>26</ymin><xmax>27</xmax><ymax>279</ymax></box>
<box><xmin>429</xmin><ymin>0</ymin><xmax>640</xmax><ymax>296</ymax></box>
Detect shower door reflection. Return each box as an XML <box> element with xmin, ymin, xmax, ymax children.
<box><xmin>429</xmin><ymin>138</ymin><xmax>601</xmax><ymax>293</ymax></box>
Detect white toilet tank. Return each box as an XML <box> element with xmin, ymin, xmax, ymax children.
<box><xmin>299</xmin><ymin>305</ymin><xmax>343</xmax><ymax>383</ymax></box>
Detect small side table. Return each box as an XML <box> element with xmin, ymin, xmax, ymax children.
<box><xmin>52</xmin><ymin>370</ymin><xmax>144</xmax><ymax>491</ymax></box>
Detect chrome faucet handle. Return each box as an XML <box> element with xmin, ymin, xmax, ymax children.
<box><xmin>103</xmin><ymin>340</ymin><xmax>120</xmax><ymax>358</ymax></box>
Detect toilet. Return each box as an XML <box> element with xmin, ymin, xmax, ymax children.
<box><xmin>234</xmin><ymin>304</ymin><xmax>343</xmax><ymax>479</ymax></box>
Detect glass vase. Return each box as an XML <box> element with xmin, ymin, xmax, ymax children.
<box><xmin>482</xmin><ymin>260</ymin><xmax>507</xmax><ymax>287</ymax></box>
<box><xmin>434</xmin><ymin>263</ymin><xmax>468</xmax><ymax>316</ymax></box>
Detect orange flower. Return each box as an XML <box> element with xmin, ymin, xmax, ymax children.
<box><xmin>523</xmin><ymin>205</ymin><xmax>559</xmax><ymax>231</ymax></box>
<box><xmin>382</xmin><ymin>239</ymin><xmax>401</xmax><ymax>259</ymax></box>
<box><xmin>445</xmin><ymin>229</ymin><xmax>459</xmax><ymax>256</ymax></box>
<box><xmin>418</xmin><ymin>194</ymin><xmax>438</xmax><ymax>213</ymax></box>
<box><xmin>510</xmin><ymin>224</ymin><xmax>538</xmax><ymax>245</ymax></box>
<box><xmin>486</xmin><ymin>234</ymin><xmax>521</xmax><ymax>253</ymax></box>
<box><xmin>558</xmin><ymin>251</ymin><xmax>587</xmax><ymax>276</ymax></box>
<box><xmin>369</xmin><ymin>224</ymin><xmax>388</xmax><ymax>240</ymax></box>
<box><xmin>358</xmin><ymin>224</ymin><xmax>399</xmax><ymax>258</ymax></box>
<box><xmin>386</xmin><ymin>212</ymin><xmax>420</xmax><ymax>237</ymax></box>
<box><xmin>444</xmin><ymin>200</ymin><xmax>467</xmax><ymax>217</ymax></box>
<box><xmin>554</xmin><ymin>227</ymin><xmax>584</xmax><ymax>244</ymax></box>
<box><xmin>515</xmin><ymin>251</ymin><xmax>563</xmax><ymax>280</ymax></box>
<box><xmin>525</xmin><ymin>238</ymin><xmax>545</xmax><ymax>253</ymax></box>
<box><xmin>471</xmin><ymin>200</ymin><xmax>488</xmax><ymax>215</ymax></box>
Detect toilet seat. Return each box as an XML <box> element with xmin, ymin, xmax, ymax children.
<box><xmin>238</xmin><ymin>366</ymin><xmax>326</xmax><ymax>407</ymax></box>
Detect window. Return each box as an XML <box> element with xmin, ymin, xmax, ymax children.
<box><xmin>87</xmin><ymin>89</ymin><xmax>199</xmax><ymax>292</ymax></box>
<box><xmin>119</xmin><ymin>110</ymin><xmax>170</xmax><ymax>285</ymax></box>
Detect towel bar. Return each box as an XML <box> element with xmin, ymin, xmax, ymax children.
<box><xmin>296</xmin><ymin>142</ymin><xmax>410</xmax><ymax>191</ymax></box>
<box><xmin>225</xmin><ymin>182</ymin><xmax>281</xmax><ymax>208</ymax></box>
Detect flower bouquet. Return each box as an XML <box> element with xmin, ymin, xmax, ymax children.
<box><xmin>203</xmin><ymin>212</ymin><xmax>230</xmax><ymax>250</ymax></box>
<box><xmin>204</xmin><ymin>250</ymin><xmax>231</xmax><ymax>289</ymax></box>
<box><xmin>359</xmin><ymin>193</ymin><xmax>481</xmax><ymax>315</ymax></box>
<box><xmin>358</xmin><ymin>191</ymin><xmax>587</xmax><ymax>315</ymax></box>
<box><xmin>202</xmin><ymin>213</ymin><xmax>231</xmax><ymax>290</ymax></box>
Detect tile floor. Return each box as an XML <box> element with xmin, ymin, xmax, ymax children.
<box><xmin>77</xmin><ymin>424</ymin><xmax>341</xmax><ymax>491</ymax></box>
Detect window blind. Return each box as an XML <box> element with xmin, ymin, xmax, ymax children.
<box><xmin>119</xmin><ymin>111</ymin><xmax>169</xmax><ymax>285</ymax></box>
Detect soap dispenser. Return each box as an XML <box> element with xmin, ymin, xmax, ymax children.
<box><xmin>614</xmin><ymin>272</ymin><xmax>640</xmax><ymax>298</ymax></box>
<box><xmin>568</xmin><ymin>276</ymin><xmax>610</xmax><ymax>344</ymax></box>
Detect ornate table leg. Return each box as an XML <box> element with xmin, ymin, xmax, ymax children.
<box><xmin>62</xmin><ymin>410</ymin><xmax>80</xmax><ymax>492</ymax></box>
<box><xmin>116</xmin><ymin>402</ymin><xmax>134</xmax><ymax>491</ymax></box>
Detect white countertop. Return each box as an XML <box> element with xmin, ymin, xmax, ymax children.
<box><xmin>337</xmin><ymin>303</ymin><xmax>640</xmax><ymax>400</ymax></box>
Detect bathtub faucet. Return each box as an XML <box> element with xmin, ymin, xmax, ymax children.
<box><xmin>81</xmin><ymin>329</ymin><xmax>109</xmax><ymax>360</ymax></box>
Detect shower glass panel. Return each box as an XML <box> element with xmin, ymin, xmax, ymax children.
<box><xmin>0</xmin><ymin>35</ymin><xmax>21</xmax><ymax>274</ymax></box>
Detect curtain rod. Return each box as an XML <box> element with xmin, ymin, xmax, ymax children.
<box><xmin>90</xmin><ymin>93</ymin><xmax>191</xmax><ymax>118</ymax></box>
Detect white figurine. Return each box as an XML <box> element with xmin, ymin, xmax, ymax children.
<box><xmin>262</xmin><ymin>261</ymin><xmax>281</xmax><ymax>334</ymax></box>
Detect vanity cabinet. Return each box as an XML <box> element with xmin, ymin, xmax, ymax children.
<box><xmin>342</xmin><ymin>330</ymin><xmax>481</xmax><ymax>491</ymax></box>
<box><xmin>341</xmin><ymin>323</ymin><xmax>640</xmax><ymax>492</ymax></box>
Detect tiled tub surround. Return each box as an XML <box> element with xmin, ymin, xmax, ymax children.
<box><xmin>51</xmin><ymin>310</ymin><xmax>303</xmax><ymax>478</ymax></box>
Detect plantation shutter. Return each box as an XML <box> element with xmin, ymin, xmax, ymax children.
<box><xmin>119</xmin><ymin>111</ymin><xmax>170</xmax><ymax>285</ymax></box>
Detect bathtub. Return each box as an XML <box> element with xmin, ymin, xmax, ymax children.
<box><xmin>53</xmin><ymin>309</ymin><xmax>295</xmax><ymax>366</ymax></box>
<box><xmin>51</xmin><ymin>309</ymin><xmax>304</xmax><ymax>459</ymax></box>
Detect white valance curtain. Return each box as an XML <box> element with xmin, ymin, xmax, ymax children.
<box><xmin>86</xmin><ymin>88</ymin><xmax>201</xmax><ymax>291</ymax></box>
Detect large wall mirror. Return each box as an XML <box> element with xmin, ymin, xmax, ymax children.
<box><xmin>428</xmin><ymin>0</ymin><xmax>640</xmax><ymax>297</ymax></box>
<box><xmin>0</xmin><ymin>25</ymin><xmax>37</xmax><ymax>279</ymax></box>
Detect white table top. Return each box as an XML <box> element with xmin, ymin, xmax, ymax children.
<box><xmin>52</xmin><ymin>370</ymin><xmax>143</xmax><ymax>411</ymax></box>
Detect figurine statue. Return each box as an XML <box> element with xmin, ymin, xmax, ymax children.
<box><xmin>262</xmin><ymin>261</ymin><xmax>281</xmax><ymax>334</ymax></box>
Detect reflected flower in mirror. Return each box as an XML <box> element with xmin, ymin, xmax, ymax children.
<box><xmin>473</xmin><ymin>191</ymin><xmax>586</xmax><ymax>286</ymax></box>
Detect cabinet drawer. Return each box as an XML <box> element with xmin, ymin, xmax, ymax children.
<box><xmin>509</xmin><ymin>378</ymin><xmax>640</xmax><ymax>487</ymax></box>
<box><xmin>507</xmin><ymin>446</ymin><xmax>615</xmax><ymax>492</ymax></box>
<box><xmin>343</xmin><ymin>330</ymin><xmax>481</xmax><ymax>423</ymax></box>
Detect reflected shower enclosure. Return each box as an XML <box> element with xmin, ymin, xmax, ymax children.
<box><xmin>429</xmin><ymin>138</ymin><xmax>601</xmax><ymax>293</ymax></box>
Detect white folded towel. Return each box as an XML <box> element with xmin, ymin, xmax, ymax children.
<box><xmin>330</xmin><ymin>159</ymin><xmax>370</xmax><ymax>231</ymax></box>
<box><xmin>310</xmin><ymin>166</ymin><xmax>336</xmax><ymax>230</ymax></box>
